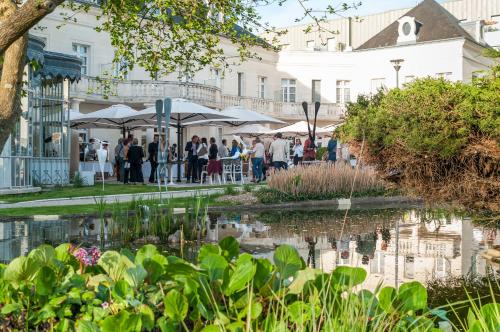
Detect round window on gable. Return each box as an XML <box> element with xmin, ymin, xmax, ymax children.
<box><xmin>402</xmin><ymin>22</ymin><xmax>412</xmax><ymax>35</ymax></box>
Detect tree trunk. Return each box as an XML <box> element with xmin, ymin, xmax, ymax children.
<box><xmin>0</xmin><ymin>0</ymin><xmax>28</xmax><ymax>151</ymax></box>
<box><xmin>0</xmin><ymin>0</ymin><xmax>64</xmax><ymax>54</ymax></box>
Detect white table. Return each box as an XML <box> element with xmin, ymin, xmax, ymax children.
<box><xmin>79</xmin><ymin>162</ymin><xmax>114</xmax><ymax>176</ymax></box>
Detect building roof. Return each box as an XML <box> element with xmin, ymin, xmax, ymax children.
<box><xmin>356</xmin><ymin>0</ymin><xmax>476</xmax><ymax>50</ymax></box>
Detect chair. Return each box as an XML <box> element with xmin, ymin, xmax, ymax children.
<box><xmin>222</xmin><ymin>160</ymin><xmax>234</xmax><ymax>184</ymax></box>
<box><xmin>233</xmin><ymin>160</ymin><xmax>245</xmax><ymax>185</ymax></box>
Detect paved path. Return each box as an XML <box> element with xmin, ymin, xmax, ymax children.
<box><xmin>0</xmin><ymin>187</ymin><xmax>229</xmax><ymax>209</ymax></box>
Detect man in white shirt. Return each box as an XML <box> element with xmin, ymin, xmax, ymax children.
<box><xmin>269</xmin><ymin>132</ymin><xmax>289</xmax><ymax>170</ymax></box>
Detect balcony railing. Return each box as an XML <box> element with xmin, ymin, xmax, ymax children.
<box><xmin>70</xmin><ymin>76</ymin><xmax>221</xmax><ymax>108</ymax></box>
<box><xmin>70</xmin><ymin>76</ymin><xmax>344</xmax><ymax>121</ymax></box>
<box><xmin>220</xmin><ymin>95</ymin><xmax>344</xmax><ymax>121</ymax></box>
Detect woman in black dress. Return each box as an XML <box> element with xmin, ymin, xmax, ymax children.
<box><xmin>128</xmin><ymin>138</ymin><xmax>145</xmax><ymax>185</ymax></box>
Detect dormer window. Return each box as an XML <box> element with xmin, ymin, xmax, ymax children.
<box><xmin>397</xmin><ymin>16</ymin><xmax>420</xmax><ymax>44</ymax></box>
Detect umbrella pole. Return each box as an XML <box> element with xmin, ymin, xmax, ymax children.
<box><xmin>177</xmin><ymin>117</ymin><xmax>182</xmax><ymax>182</ymax></box>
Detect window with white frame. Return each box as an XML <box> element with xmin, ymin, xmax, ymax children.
<box><xmin>370</xmin><ymin>78</ymin><xmax>386</xmax><ymax>93</ymax></box>
<box><xmin>435</xmin><ymin>257</ymin><xmax>450</xmax><ymax>278</ymax></box>
<box><xmin>327</xmin><ymin>37</ymin><xmax>336</xmax><ymax>51</ymax></box>
<box><xmin>436</xmin><ymin>72</ymin><xmax>452</xmax><ymax>79</ymax></box>
<box><xmin>258</xmin><ymin>76</ymin><xmax>266</xmax><ymax>99</ymax></box>
<box><xmin>113</xmin><ymin>57</ymin><xmax>129</xmax><ymax>80</ymax></box>
<box><xmin>336</xmin><ymin>80</ymin><xmax>350</xmax><ymax>104</ymax></box>
<box><xmin>306</xmin><ymin>40</ymin><xmax>315</xmax><ymax>49</ymax></box>
<box><xmin>312</xmin><ymin>80</ymin><xmax>321</xmax><ymax>102</ymax></box>
<box><xmin>237</xmin><ymin>72</ymin><xmax>244</xmax><ymax>96</ymax></box>
<box><xmin>72</xmin><ymin>43</ymin><xmax>90</xmax><ymax>75</ymax></box>
<box><xmin>281</xmin><ymin>79</ymin><xmax>296</xmax><ymax>102</ymax></box>
<box><xmin>210</xmin><ymin>68</ymin><xmax>221</xmax><ymax>87</ymax></box>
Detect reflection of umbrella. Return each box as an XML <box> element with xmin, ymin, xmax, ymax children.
<box><xmin>225</xmin><ymin>124</ymin><xmax>272</xmax><ymax>138</ymax></box>
<box><xmin>271</xmin><ymin>121</ymin><xmax>330</xmax><ymax>136</ymax></box>
<box><xmin>185</xmin><ymin>106</ymin><xmax>285</xmax><ymax>126</ymax></box>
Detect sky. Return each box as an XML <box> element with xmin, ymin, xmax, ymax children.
<box><xmin>256</xmin><ymin>0</ymin><xmax>446</xmax><ymax>28</ymax></box>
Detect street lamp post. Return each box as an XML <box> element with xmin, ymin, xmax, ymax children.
<box><xmin>390</xmin><ymin>59</ymin><xmax>404</xmax><ymax>88</ymax></box>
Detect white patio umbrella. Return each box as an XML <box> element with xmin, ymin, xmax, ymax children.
<box><xmin>123</xmin><ymin>98</ymin><xmax>235</xmax><ymax>182</ymax></box>
<box><xmin>270</xmin><ymin>121</ymin><xmax>330</xmax><ymax>136</ymax></box>
<box><xmin>125</xmin><ymin>98</ymin><xmax>234</xmax><ymax>126</ymax></box>
<box><xmin>322</xmin><ymin>122</ymin><xmax>344</xmax><ymax>133</ymax></box>
<box><xmin>225</xmin><ymin>124</ymin><xmax>273</xmax><ymax>138</ymax></box>
<box><xmin>70</xmin><ymin>104</ymin><xmax>146</xmax><ymax>135</ymax></box>
<box><xmin>184</xmin><ymin>106</ymin><xmax>285</xmax><ymax>126</ymax></box>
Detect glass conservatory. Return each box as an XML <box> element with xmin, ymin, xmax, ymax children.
<box><xmin>0</xmin><ymin>36</ymin><xmax>82</xmax><ymax>189</ymax></box>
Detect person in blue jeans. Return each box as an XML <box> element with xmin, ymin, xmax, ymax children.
<box><xmin>251</xmin><ymin>137</ymin><xmax>265</xmax><ymax>182</ymax></box>
<box><xmin>327</xmin><ymin>132</ymin><xmax>338</xmax><ymax>162</ymax></box>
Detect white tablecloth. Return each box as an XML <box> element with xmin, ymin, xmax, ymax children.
<box><xmin>142</xmin><ymin>161</ymin><xmax>184</xmax><ymax>179</ymax></box>
<box><xmin>79</xmin><ymin>162</ymin><xmax>114</xmax><ymax>176</ymax></box>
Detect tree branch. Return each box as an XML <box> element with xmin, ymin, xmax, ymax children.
<box><xmin>0</xmin><ymin>0</ymin><xmax>64</xmax><ymax>54</ymax></box>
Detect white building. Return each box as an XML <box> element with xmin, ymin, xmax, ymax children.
<box><xmin>1</xmin><ymin>0</ymin><xmax>498</xmax><ymax>189</ymax></box>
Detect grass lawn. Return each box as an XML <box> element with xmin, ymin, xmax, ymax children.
<box><xmin>0</xmin><ymin>183</ymin><xmax>240</xmax><ymax>203</ymax></box>
<box><xmin>0</xmin><ymin>195</ymin><xmax>231</xmax><ymax>217</ymax></box>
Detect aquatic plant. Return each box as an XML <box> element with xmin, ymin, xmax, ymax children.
<box><xmin>1</xmin><ymin>238</ymin><xmax>498</xmax><ymax>331</ymax></box>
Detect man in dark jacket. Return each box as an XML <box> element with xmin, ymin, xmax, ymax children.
<box><xmin>148</xmin><ymin>135</ymin><xmax>159</xmax><ymax>183</ymax></box>
<box><xmin>128</xmin><ymin>138</ymin><xmax>145</xmax><ymax>184</ymax></box>
<box><xmin>185</xmin><ymin>135</ymin><xmax>199</xmax><ymax>183</ymax></box>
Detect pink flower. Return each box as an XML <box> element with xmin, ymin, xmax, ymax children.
<box><xmin>101</xmin><ymin>301</ymin><xmax>110</xmax><ymax>309</ymax></box>
<box><xmin>72</xmin><ymin>246</ymin><xmax>101</xmax><ymax>267</ymax></box>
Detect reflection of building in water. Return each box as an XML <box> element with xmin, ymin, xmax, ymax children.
<box><xmin>205</xmin><ymin>210</ymin><xmax>499</xmax><ymax>290</ymax></box>
<box><xmin>0</xmin><ymin>217</ymin><xmax>90</xmax><ymax>263</ymax></box>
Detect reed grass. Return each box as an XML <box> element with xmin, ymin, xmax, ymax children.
<box><xmin>259</xmin><ymin>163</ymin><xmax>386</xmax><ymax>203</ymax></box>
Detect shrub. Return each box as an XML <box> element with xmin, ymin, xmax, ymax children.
<box><xmin>261</xmin><ymin>163</ymin><xmax>385</xmax><ymax>202</ymax></box>
<box><xmin>341</xmin><ymin>76</ymin><xmax>499</xmax><ymax>211</ymax></box>
<box><xmin>71</xmin><ymin>172</ymin><xmax>85</xmax><ymax>188</ymax></box>
<box><xmin>2</xmin><ymin>239</ymin><xmax>495</xmax><ymax>331</ymax></box>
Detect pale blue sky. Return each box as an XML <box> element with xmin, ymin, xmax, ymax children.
<box><xmin>257</xmin><ymin>0</ymin><xmax>446</xmax><ymax>28</ymax></box>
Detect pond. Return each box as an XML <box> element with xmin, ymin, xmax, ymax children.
<box><xmin>0</xmin><ymin>207</ymin><xmax>498</xmax><ymax>291</ymax></box>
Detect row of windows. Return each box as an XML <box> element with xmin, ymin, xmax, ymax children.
<box><xmin>72</xmin><ymin>43</ymin><xmax>128</xmax><ymax>79</ymax></box>
<box><xmin>369</xmin><ymin>72</ymin><xmax>452</xmax><ymax>92</ymax></box>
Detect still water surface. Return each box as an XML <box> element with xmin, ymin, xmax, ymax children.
<box><xmin>1</xmin><ymin>208</ymin><xmax>498</xmax><ymax>290</ymax></box>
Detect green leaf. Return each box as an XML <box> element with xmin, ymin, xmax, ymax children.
<box><xmin>274</xmin><ymin>244</ymin><xmax>302</xmax><ymax>279</ymax></box>
<box><xmin>35</xmin><ymin>266</ymin><xmax>56</xmax><ymax>295</ymax></box>
<box><xmin>288</xmin><ymin>301</ymin><xmax>311</xmax><ymax>325</ymax></box>
<box><xmin>288</xmin><ymin>268</ymin><xmax>321</xmax><ymax>294</ymax></box>
<box><xmin>101</xmin><ymin>310</ymin><xmax>142</xmax><ymax>332</ymax></box>
<box><xmin>124</xmin><ymin>265</ymin><xmax>147</xmax><ymax>288</ymax></box>
<box><xmin>378</xmin><ymin>286</ymin><xmax>397</xmax><ymax>313</ymax></box>
<box><xmin>397</xmin><ymin>281</ymin><xmax>427</xmax><ymax>312</ymax></box>
<box><xmin>98</xmin><ymin>251</ymin><xmax>135</xmax><ymax>281</ymax></box>
<box><xmin>479</xmin><ymin>303</ymin><xmax>500</xmax><ymax>331</ymax></box>
<box><xmin>55</xmin><ymin>318</ymin><xmax>72</xmax><ymax>332</ymax></box>
<box><xmin>201</xmin><ymin>253</ymin><xmax>228</xmax><ymax>281</ymax></box>
<box><xmin>225</xmin><ymin>253</ymin><xmax>256</xmax><ymax>296</ymax></box>
<box><xmin>3</xmin><ymin>256</ymin><xmax>38</xmax><ymax>284</ymax></box>
<box><xmin>164</xmin><ymin>289</ymin><xmax>188</xmax><ymax>322</ymax></box>
<box><xmin>55</xmin><ymin>243</ymin><xmax>72</xmax><ymax>263</ymax></box>
<box><xmin>332</xmin><ymin>266</ymin><xmax>367</xmax><ymax>287</ymax></box>
<box><xmin>157</xmin><ymin>317</ymin><xmax>177</xmax><ymax>332</ymax></box>
<box><xmin>198</xmin><ymin>243</ymin><xmax>220</xmax><ymax>263</ymax></box>
<box><xmin>254</xmin><ymin>258</ymin><xmax>273</xmax><ymax>289</ymax></box>
<box><xmin>219</xmin><ymin>237</ymin><xmax>239</xmax><ymax>261</ymax></box>
<box><xmin>28</xmin><ymin>245</ymin><xmax>56</xmax><ymax>266</ymax></box>
<box><xmin>139</xmin><ymin>304</ymin><xmax>155</xmax><ymax>331</ymax></box>
<box><xmin>112</xmin><ymin>280</ymin><xmax>133</xmax><ymax>300</ymax></box>
<box><xmin>135</xmin><ymin>244</ymin><xmax>158</xmax><ymax>265</ymax></box>
<box><xmin>142</xmin><ymin>259</ymin><xmax>164</xmax><ymax>284</ymax></box>
<box><xmin>1</xmin><ymin>303</ymin><xmax>21</xmax><ymax>315</ymax></box>
<box><xmin>76</xmin><ymin>319</ymin><xmax>100</xmax><ymax>332</ymax></box>
<box><xmin>226</xmin><ymin>321</ymin><xmax>245</xmax><ymax>332</ymax></box>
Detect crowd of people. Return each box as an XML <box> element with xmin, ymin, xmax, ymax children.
<box><xmin>106</xmin><ymin>131</ymin><xmax>342</xmax><ymax>185</ymax></box>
